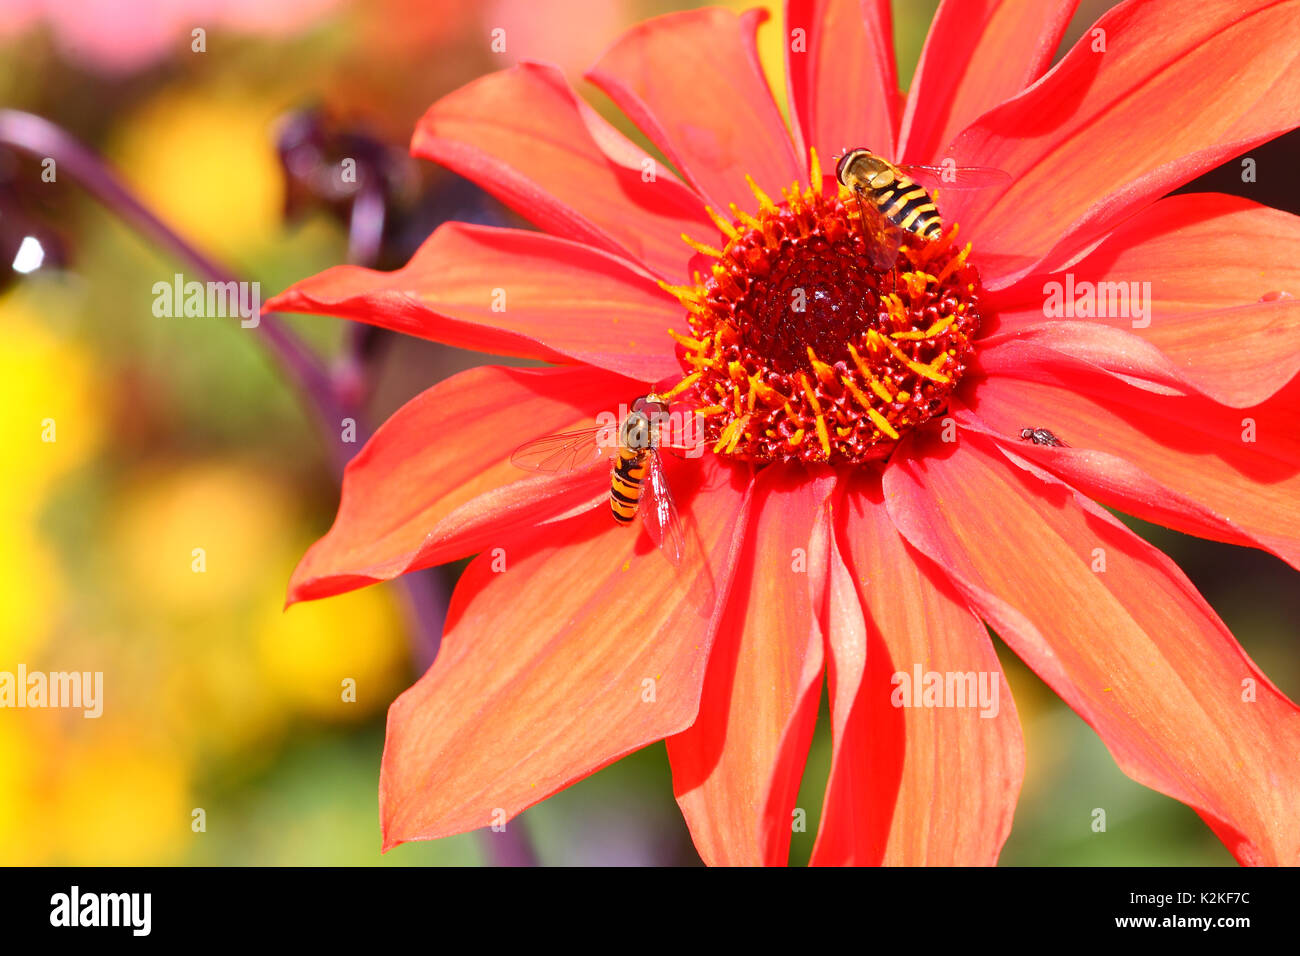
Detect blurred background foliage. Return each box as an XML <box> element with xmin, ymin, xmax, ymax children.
<box><xmin>0</xmin><ymin>0</ymin><xmax>1296</xmax><ymax>866</ymax></box>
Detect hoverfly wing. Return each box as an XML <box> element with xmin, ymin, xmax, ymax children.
<box><xmin>509</xmin><ymin>424</ymin><xmax>614</xmax><ymax>474</ymax></box>
<box><xmin>851</xmin><ymin>188</ymin><xmax>904</xmax><ymax>272</ymax></box>
<box><xmin>897</xmin><ymin>163</ymin><xmax>1011</xmax><ymax>191</ymax></box>
<box><xmin>643</xmin><ymin>451</ymin><xmax>685</xmax><ymax>567</ymax></box>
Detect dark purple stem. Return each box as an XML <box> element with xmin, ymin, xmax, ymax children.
<box><xmin>0</xmin><ymin>108</ymin><xmax>537</xmax><ymax>865</ymax></box>
<box><xmin>481</xmin><ymin>822</ymin><xmax>543</xmax><ymax>868</ymax></box>
<box><xmin>335</xmin><ymin>176</ymin><xmax>388</xmax><ymax>406</ymax></box>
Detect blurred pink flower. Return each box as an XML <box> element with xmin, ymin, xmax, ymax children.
<box><xmin>0</xmin><ymin>0</ymin><xmax>340</xmax><ymax>74</ymax></box>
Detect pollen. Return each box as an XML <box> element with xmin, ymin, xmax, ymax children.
<box><xmin>661</xmin><ymin>150</ymin><xmax>986</xmax><ymax>464</ymax></box>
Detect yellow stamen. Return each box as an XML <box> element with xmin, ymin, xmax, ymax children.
<box><xmin>890</xmin><ymin>314</ymin><xmax>955</xmax><ymax>340</ymax></box>
<box><xmin>806</xmin><ymin>346</ymin><xmax>837</xmax><ymax>387</ymax></box>
<box><xmin>667</xmin><ymin>328</ymin><xmax>707</xmax><ymax>351</ymax></box>
<box><xmin>840</xmin><ymin>375</ymin><xmax>876</xmax><ymax>412</ymax></box>
<box><xmin>749</xmin><ymin>374</ymin><xmax>780</xmax><ymax>406</ymax></box>
<box><xmin>798</xmin><ymin>372</ymin><xmax>832</xmax><ymax>457</ymax></box>
<box><xmin>713</xmin><ymin>417</ymin><xmax>743</xmax><ymax>454</ymax></box>
<box><xmin>704</xmin><ymin>205</ymin><xmax>739</xmax><ymax>241</ymax></box>
<box><xmin>866</xmin><ymin>406</ymin><xmax>901</xmax><ymax>440</ymax></box>
<box><xmin>729</xmin><ymin>204</ymin><xmax>764</xmax><ymax>233</ymax></box>
<box><xmin>659</xmin><ymin>372</ymin><xmax>700</xmax><ymax>400</ymax></box>
<box><xmin>813</xmin><ymin>417</ymin><xmax>832</xmax><ymax>457</ymax></box>
<box><xmin>659</xmin><ymin>281</ymin><xmax>703</xmax><ymax>306</ymax></box>
<box><xmin>935</xmin><ymin>242</ymin><xmax>972</xmax><ymax>285</ymax></box>
<box><xmin>727</xmin><ymin>419</ymin><xmax>747</xmax><ymax>453</ymax></box>
<box><xmin>745</xmin><ymin>175</ymin><xmax>778</xmax><ymax>214</ymax></box>
<box><xmin>681</xmin><ymin>233</ymin><xmax>724</xmax><ymax>258</ymax></box>
<box><xmin>881</xmin><ymin>336</ymin><xmax>952</xmax><ymax>383</ymax></box>
<box><xmin>847</xmin><ymin>343</ymin><xmax>899</xmax><ymax>403</ymax></box>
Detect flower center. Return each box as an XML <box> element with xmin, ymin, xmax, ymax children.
<box><xmin>661</xmin><ymin>152</ymin><xmax>986</xmax><ymax>464</ymax></box>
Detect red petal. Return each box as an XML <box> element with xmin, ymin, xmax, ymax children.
<box><xmin>785</xmin><ymin>0</ymin><xmax>898</xmax><ymax>163</ymax></box>
<box><xmin>265</xmin><ymin>222</ymin><xmax>681</xmax><ymax>383</ymax></box>
<box><xmin>983</xmin><ymin>313</ymin><xmax>1300</xmax><ymax>409</ymax></box>
<box><xmin>810</xmin><ymin>472</ymin><xmax>1024</xmax><ymax>865</ymax></box>
<box><xmin>898</xmin><ymin>0</ymin><xmax>1078</xmax><ymax>163</ymax></box>
<box><xmin>961</xmin><ymin>343</ymin><xmax>1300</xmax><ymax>570</ymax></box>
<box><xmin>946</xmin><ymin>0</ymin><xmax>1300</xmax><ymax>288</ymax></box>
<box><xmin>288</xmin><ymin>363</ymin><xmax>644</xmax><ymax>604</ymax></box>
<box><xmin>410</xmin><ymin>62</ymin><xmax>710</xmax><ymax>283</ymax></box>
<box><xmin>666</xmin><ymin>465</ymin><xmax>833</xmax><ymax>866</ymax></box>
<box><xmin>986</xmin><ymin>193</ymin><xmax>1300</xmax><ymax>406</ymax></box>
<box><xmin>380</xmin><ymin>456</ymin><xmax>752</xmax><ymax>847</ymax></box>
<box><xmin>883</xmin><ymin>432</ymin><xmax>1300</xmax><ymax>865</ymax></box>
<box><xmin>587</xmin><ymin>7</ymin><xmax>803</xmax><ymax>214</ymax></box>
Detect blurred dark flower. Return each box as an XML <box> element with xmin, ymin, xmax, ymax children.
<box><xmin>0</xmin><ymin>159</ymin><xmax>68</xmax><ymax>290</ymax></box>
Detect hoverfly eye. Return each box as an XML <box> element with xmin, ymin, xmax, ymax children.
<box><xmin>835</xmin><ymin>151</ymin><xmax>854</xmax><ymax>185</ymax></box>
<box><xmin>836</xmin><ymin>148</ymin><xmax>872</xmax><ymax>185</ymax></box>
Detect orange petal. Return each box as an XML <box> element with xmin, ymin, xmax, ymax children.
<box><xmin>288</xmin><ymin>363</ymin><xmax>644</xmax><ymax>604</ymax></box>
<box><xmin>666</xmin><ymin>464</ymin><xmax>833</xmax><ymax>865</ymax></box>
<box><xmin>265</xmin><ymin>222</ymin><xmax>681</xmax><ymax>383</ymax></box>
<box><xmin>898</xmin><ymin>0</ymin><xmax>1078</xmax><ymax>162</ymax></box>
<box><xmin>410</xmin><ymin>62</ymin><xmax>710</xmax><ymax>283</ymax></box>
<box><xmin>883</xmin><ymin>431</ymin><xmax>1300</xmax><ymax>865</ymax></box>
<box><xmin>946</xmin><ymin>0</ymin><xmax>1300</xmax><ymax>288</ymax></box>
<box><xmin>785</xmin><ymin>0</ymin><xmax>899</xmax><ymax>163</ymax></box>
<box><xmin>587</xmin><ymin>7</ymin><xmax>802</xmax><ymax>214</ymax></box>
<box><xmin>985</xmin><ymin>193</ymin><xmax>1300</xmax><ymax>407</ymax></box>
<box><xmin>810</xmin><ymin>471</ymin><xmax>1023</xmax><ymax>865</ymax></box>
<box><xmin>983</xmin><ymin>315</ymin><xmax>1300</xmax><ymax>409</ymax></box>
<box><xmin>960</xmin><ymin>344</ymin><xmax>1300</xmax><ymax>570</ymax></box>
<box><xmin>380</xmin><ymin>455</ymin><xmax>753</xmax><ymax>848</ymax></box>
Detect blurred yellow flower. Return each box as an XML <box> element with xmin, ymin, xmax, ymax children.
<box><xmin>110</xmin><ymin>90</ymin><xmax>285</xmax><ymax>263</ymax></box>
<box><xmin>0</xmin><ymin>524</ymin><xmax>61</xmax><ymax>661</ymax></box>
<box><xmin>0</xmin><ymin>719</ymin><xmax>49</xmax><ymax>864</ymax></box>
<box><xmin>0</xmin><ymin>293</ymin><xmax>99</xmax><ymax>660</ymax></box>
<box><xmin>49</xmin><ymin>735</ymin><xmax>190</xmax><ymax>865</ymax></box>
<box><xmin>0</xmin><ymin>294</ymin><xmax>102</xmax><ymax>514</ymax></box>
<box><xmin>110</xmin><ymin>461</ymin><xmax>297</xmax><ymax>612</ymax></box>
<box><xmin>154</xmin><ymin>614</ymin><xmax>289</xmax><ymax>769</ymax></box>
<box><xmin>258</xmin><ymin>569</ymin><xmax>409</xmax><ymax>722</ymax></box>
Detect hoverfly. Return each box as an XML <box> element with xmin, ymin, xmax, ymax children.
<box><xmin>510</xmin><ymin>394</ymin><xmax>686</xmax><ymax>566</ymax></box>
<box><xmin>1019</xmin><ymin>426</ymin><xmax>1068</xmax><ymax>447</ymax></box>
<box><xmin>835</xmin><ymin>147</ymin><xmax>1010</xmax><ymax>272</ymax></box>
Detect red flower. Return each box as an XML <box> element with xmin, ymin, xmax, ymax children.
<box><xmin>268</xmin><ymin>0</ymin><xmax>1300</xmax><ymax>865</ymax></box>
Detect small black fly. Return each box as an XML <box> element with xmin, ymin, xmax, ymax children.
<box><xmin>1019</xmin><ymin>427</ymin><xmax>1067</xmax><ymax>447</ymax></box>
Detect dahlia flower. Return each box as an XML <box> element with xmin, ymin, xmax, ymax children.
<box><xmin>267</xmin><ymin>0</ymin><xmax>1300</xmax><ymax>865</ymax></box>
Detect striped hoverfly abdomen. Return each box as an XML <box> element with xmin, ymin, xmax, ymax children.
<box><xmin>510</xmin><ymin>393</ymin><xmax>686</xmax><ymax>566</ymax></box>
<box><xmin>835</xmin><ymin>147</ymin><xmax>1010</xmax><ymax>271</ymax></box>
